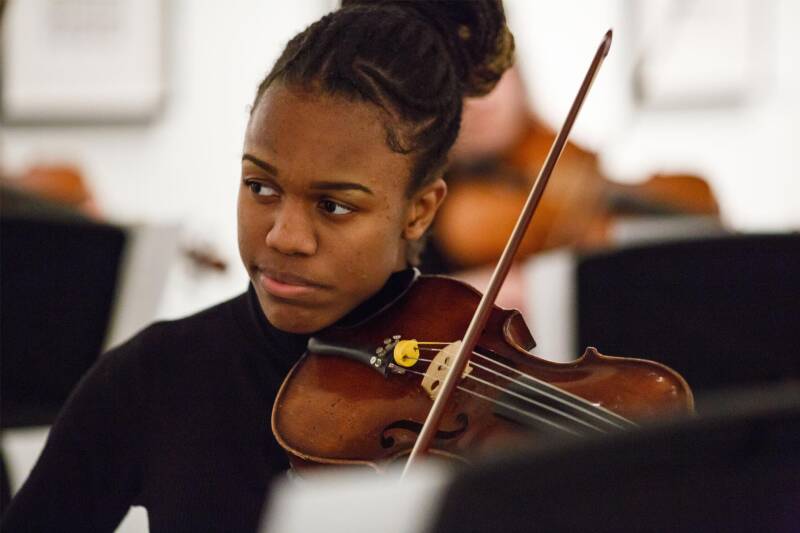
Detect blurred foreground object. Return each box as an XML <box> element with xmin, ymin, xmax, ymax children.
<box><xmin>262</xmin><ymin>463</ymin><xmax>450</xmax><ymax>533</ymax></box>
<box><xmin>261</xmin><ymin>383</ymin><xmax>798</xmax><ymax>533</ymax></box>
<box><xmin>432</xmin><ymin>383</ymin><xmax>800</xmax><ymax>533</ymax></box>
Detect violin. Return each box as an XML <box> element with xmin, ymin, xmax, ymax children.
<box><xmin>272</xmin><ymin>272</ymin><xmax>693</xmax><ymax>473</ymax></box>
<box><xmin>272</xmin><ymin>30</ymin><xmax>694</xmax><ymax>475</ymax></box>
<box><xmin>433</xmin><ymin>76</ymin><xmax>719</xmax><ymax>270</ymax></box>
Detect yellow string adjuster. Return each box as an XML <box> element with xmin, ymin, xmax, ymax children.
<box><xmin>393</xmin><ymin>339</ymin><xmax>420</xmax><ymax>368</ymax></box>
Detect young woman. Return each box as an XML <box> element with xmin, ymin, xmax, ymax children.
<box><xmin>3</xmin><ymin>1</ymin><xmax>514</xmax><ymax>530</ymax></box>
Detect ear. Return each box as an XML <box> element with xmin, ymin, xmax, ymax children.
<box><xmin>403</xmin><ymin>178</ymin><xmax>448</xmax><ymax>241</ymax></box>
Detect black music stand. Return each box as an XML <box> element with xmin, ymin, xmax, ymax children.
<box><xmin>1</xmin><ymin>187</ymin><xmax>126</xmax><ymax>428</ymax></box>
<box><xmin>576</xmin><ymin>234</ymin><xmax>800</xmax><ymax>406</ymax></box>
<box><xmin>431</xmin><ymin>383</ymin><xmax>800</xmax><ymax>533</ymax></box>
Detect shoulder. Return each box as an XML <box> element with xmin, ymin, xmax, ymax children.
<box><xmin>116</xmin><ymin>290</ymin><xmax>249</xmax><ymax>356</ymax></box>
<box><xmin>98</xmin><ymin>291</ymin><xmax>251</xmax><ymax>383</ymax></box>
<box><xmin>122</xmin><ymin>292</ymin><xmax>246</xmax><ymax>352</ymax></box>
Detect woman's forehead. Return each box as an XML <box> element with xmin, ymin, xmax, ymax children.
<box><xmin>245</xmin><ymin>85</ymin><xmax>410</xmax><ymax>179</ymax></box>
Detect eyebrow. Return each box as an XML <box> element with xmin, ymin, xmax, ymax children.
<box><xmin>242</xmin><ymin>153</ymin><xmax>374</xmax><ymax>195</ymax></box>
<box><xmin>309</xmin><ymin>180</ymin><xmax>374</xmax><ymax>195</ymax></box>
<box><xmin>242</xmin><ymin>154</ymin><xmax>278</xmax><ymax>175</ymax></box>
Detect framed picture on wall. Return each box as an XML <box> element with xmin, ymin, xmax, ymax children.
<box><xmin>628</xmin><ymin>0</ymin><xmax>770</xmax><ymax>109</ymax></box>
<box><xmin>1</xmin><ymin>0</ymin><xmax>165</xmax><ymax>123</ymax></box>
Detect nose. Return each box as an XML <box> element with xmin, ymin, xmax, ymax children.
<box><xmin>265</xmin><ymin>200</ymin><xmax>318</xmax><ymax>256</ymax></box>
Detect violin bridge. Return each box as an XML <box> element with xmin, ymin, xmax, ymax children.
<box><xmin>421</xmin><ymin>341</ymin><xmax>472</xmax><ymax>400</ymax></box>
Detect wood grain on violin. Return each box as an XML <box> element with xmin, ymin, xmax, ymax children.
<box><xmin>272</xmin><ymin>275</ymin><xmax>693</xmax><ymax>473</ymax></box>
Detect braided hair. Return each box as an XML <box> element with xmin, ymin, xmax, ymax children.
<box><xmin>252</xmin><ymin>0</ymin><xmax>515</xmax><ymax>194</ymax></box>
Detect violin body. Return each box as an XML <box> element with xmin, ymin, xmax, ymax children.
<box><xmin>435</xmin><ymin>122</ymin><xmax>720</xmax><ymax>269</ymax></box>
<box><xmin>272</xmin><ymin>275</ymin><xmax>693</xmax><ymax>473</ymax></box>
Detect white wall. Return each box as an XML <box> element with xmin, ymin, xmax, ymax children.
<box><xmin>506</xmin><ymin>0</ymin><xmax>800</xmax><ymax>231</ymax></box>
<box><xmin>3</xmin><ymin>0</ymin><xmax>798</xmax><ymax>322</ymax></box>
<box><xmin>1</xmin><ymin>0</ymin><xmax>331</xmax><ymax>322</ymax></box>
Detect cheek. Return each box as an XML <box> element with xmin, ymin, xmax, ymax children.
<box><xmin>237</xmin><ymin>194</ymin><xmax>265</xmax><ymax>261</ymax></box>
<box><xmin>337</xmin><ymin>211</ymin><xmax>404</xmax><ymax>279</ymax></box>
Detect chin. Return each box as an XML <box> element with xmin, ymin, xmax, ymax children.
<box><xmin>271</xmin><ymin>319</ymin><xmax>319</xmax><ymax>335</ymax></box>
<box><xmin>266</xmin><ymin>305</ymin><xmax>334</xmax><ymax>334</ymax></box>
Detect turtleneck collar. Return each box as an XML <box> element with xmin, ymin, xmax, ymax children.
<box><xmin>245</xmin><ymin>285</ymin><xmax>309</xmax><ymax>369</ymax></box>
<box><xmin>244</xmin><ymin>267</ymin><xmax>418</xmax><ymax>365</ymax></box>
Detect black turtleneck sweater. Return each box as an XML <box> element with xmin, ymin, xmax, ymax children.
<box><xmin>3</xmin><ymin>271</ymin><xmax>416</xmax><ymax>532</ymax></box>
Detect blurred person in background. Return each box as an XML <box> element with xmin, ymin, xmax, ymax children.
<box><xmin>421</xmin><ymin>62</ymin><xmax>720</xmax><ymax>311</ymax></box>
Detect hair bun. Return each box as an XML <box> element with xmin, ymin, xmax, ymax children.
<box><xmin>341</xmin><ymin>0</ymin><xmax>515</xmax><ymax>97</ymax></box>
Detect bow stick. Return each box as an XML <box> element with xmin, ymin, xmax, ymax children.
<box><xmin>402</xmin><ymin>29</ymin><xmax>613</xmax><ymax>478</ymax></box>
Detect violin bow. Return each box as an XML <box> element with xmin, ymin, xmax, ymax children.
<box><xmin>402</xmin><ymin>29</ymin><xmax>613</xmax><ymax>478</ymax></box>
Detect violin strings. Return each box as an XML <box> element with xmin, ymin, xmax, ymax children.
<box><xmin>467</xmin><ymin>350</ymin><xmax>636</xmax><ymax>427</ymax></box>
<box><xmin>418</xmin><ymin>346</ymin><xmax>635</xmax><ymax>427</ymax></box>
<box><xmin>401</xmin><ymin>368</ymin><xmax>584</xmax><ymax>437</ymax></box>
<box><xmin>468</xmin><ymin>354</ymin><xmax>630</xmax><ymax>429</ymax></box>
<box><xmin>415</xmin><ymin>357</ymin><xmax>608</xmax><ymax>433</ymax></box>
<box><xmin>416</xmin><ymin>347</ymin><xmax>636</xmax><ymax>430</ymax></box>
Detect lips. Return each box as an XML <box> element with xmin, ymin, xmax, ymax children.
<box><xmin>261</xmin><ymin>268</ymin><xmax>322</xmax><ymax>287</ymax></box>
<box><xmin>257</xmin><ymin>267</ymin><xmax>327</xmax><ymax>300</ymax></box>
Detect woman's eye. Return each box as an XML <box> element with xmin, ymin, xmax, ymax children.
<box><xmin>319</xmin><ymin>199</ymin><xmax>353</xmax><ymax>216</ymax></box>
<box><xmin>247</xmin><ymin>181</ymin><xmax>278</xmax><ymax>197</ymax></box>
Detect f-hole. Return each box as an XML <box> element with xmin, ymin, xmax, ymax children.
<box><xmin>380</xmin><ymin>413</ymin><xmax>469</xmax><ymax>449</ymax></box>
